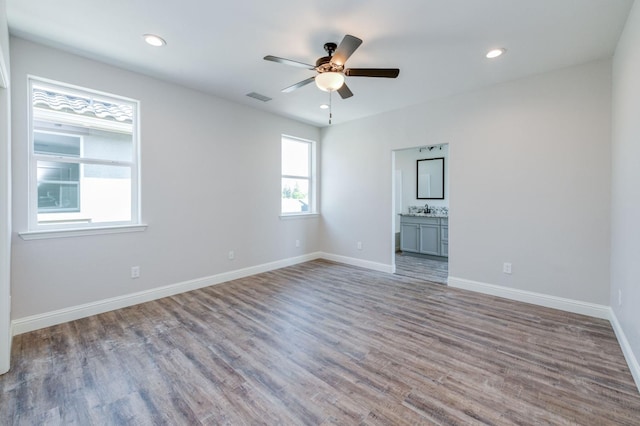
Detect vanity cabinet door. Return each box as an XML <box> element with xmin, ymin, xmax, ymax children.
<box><xmin>440</xmin><ymin>225</ymin><xmax>449</xmax><ymax>256</ymax></box>
<box><xmin>400</xmin><ymin>224</ymin><xmax>420</xmax><ymax>253</ymax></box>
<box><xmin>419</xmin><ymin>224</ymin><xmax>440</xmax><ymax>255</ymax></box>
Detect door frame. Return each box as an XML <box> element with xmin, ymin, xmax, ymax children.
<box><xmin>391</xmin><ymin>144</ymin><xmax>451</xmax><ymax>281</ymax></box>
<box><xmin>1</xmin><ymin>43</ymin><xmax>12</xmax><ymax>374</ymax></box>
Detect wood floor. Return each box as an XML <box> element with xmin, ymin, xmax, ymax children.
<box><xmin>395</xmin><ymin>252</ymin><xmax>448</xmax><ymax>284</ymax></box>
<box><xmin>1</xmin><ymin>260</ymin><xmax>639</xmax><ymax>425</ymax></box>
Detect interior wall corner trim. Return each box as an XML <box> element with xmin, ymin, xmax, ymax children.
<box><xmin>609</xmin><ymin>308</ymin><xmax>640</xmax><ymax>394</ymax></box>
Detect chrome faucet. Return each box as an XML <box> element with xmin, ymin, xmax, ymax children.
<box><xmin>424</xmin><ymin>203</ymin><xmax>430</xmax><ymax>213</ymax></box>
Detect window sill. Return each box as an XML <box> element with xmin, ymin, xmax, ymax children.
<box><xmin>279</xmin><ymin>213</ymin><xmax>320</xmax><ymax>220</ymax></box>
<box><xmin>19</xmin><ymin>224</ymin><xmax>148</xmax><ymax>240</ymax></box>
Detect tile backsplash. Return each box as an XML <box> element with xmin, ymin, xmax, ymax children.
<box><xmin>407</xmin><ymin>205</ymin><xmax>449</xmax><ymax>216</ymax></box>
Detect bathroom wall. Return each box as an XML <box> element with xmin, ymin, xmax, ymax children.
<box><xmin>394</xmin><ymin>144</ymin><xmax>449</xmax><ymax>233</ymax></box>
<box><xmin>396</xmin><ymin>144</ymin><xmax>449</xmax><ymax>211</ymax></box>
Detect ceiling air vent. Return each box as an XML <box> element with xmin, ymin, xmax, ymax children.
<box><xmin>246</xmin><ymin>92</ymin><xmax>272</xmax><ymax>102</ymax></box>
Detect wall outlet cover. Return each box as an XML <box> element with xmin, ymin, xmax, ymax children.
<box><xmin>131</xmin><ymin>266</ymin><xmax>140</xmax><ymax>279</ymax></box>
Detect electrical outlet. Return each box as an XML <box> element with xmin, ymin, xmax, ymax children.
<box><xmin>131</xmin><ymin>266</ymin><xmax>140</xmax><ymax>279</ymax></box>
<box><xmin>357</xmin><ymin>241</ymin><xmax>363</xmax><ymax>250</ymax></box>
<box><xmin>295</xmin><ymin>239</ymin><xmax>300</xmax><ymax>247</ymax></box>
<box><xmin>618</xmin><ymin>289</ymin><xmax>622</xmax><ymax>306</ymax></box>
<box><xmin>503</xmin><ymin>262</ymin><xmax>512</xmax><ymax>274</ymax></box>
<box><xmin>228</xmin><ymin>250</ymin><xmax>235</xmax><ymax>260</ymax></box>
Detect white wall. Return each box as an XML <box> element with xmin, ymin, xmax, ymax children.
<box><xmin>10</xmin><ymin>37</ymin><xmax>320</xmax><ymax>320</ymax></box>
<box><xmin>0</xmin><ymin>0</ymin><xmax>11</xmax><ymax>374</ymax></box>
<box><xmin>321</xmin><ymin>59</ymin><xmax>612</xmax><ymax>305</ymax></box>
<box><xmin>611</xmin><ymin>0</ymin><xmax>640</xmax><ymax>388</ymax></box>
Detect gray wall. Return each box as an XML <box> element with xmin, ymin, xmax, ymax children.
<box><xmin>611</xmin><ymin>0</ymin><xmax>640</xmax><ymax>386</ymax></box>
<box><xmin>10</xmin><ymin>37</ymin><xmax>321</xmax><ymax>319</ymax></box>
<box><xmin>321</xmin><ymin>59</ymin><xmax>612</xmax><ymax>305</ymax></box>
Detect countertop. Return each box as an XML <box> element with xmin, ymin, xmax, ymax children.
<box><xmin>399</xmin><ymin>213</ymin><xmax>448</xmax><ymax>218</ymax></box>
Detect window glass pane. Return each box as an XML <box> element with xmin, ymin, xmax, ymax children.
<box><xmin>37</xmin><ymin>160</ymin><xmax>80</xmax><ymax>182</ymax></box>
<box><xmin>34</xmin><ymin>132</ymin><xmax>80</xmax><ymax>156</ymax></box>
<box><xmin>82</xmin><ymin>129</ymin><xmax>133</xmax><ymax>162</ymax></box>
<box><xmin>38</xmin><ymin>182</ymin><xmax>79</xmax><ymax>211</ymax></box>
<box><xmin>282</xmin><ymin>139</ymin><xmax>309</xmax><ymax>177</ymax></box>
<box><xmin>37</xmin><ymin>164</ymin><xmax>132</xmax><ymax>225</ymax></box>
<box><xmin>282</xmin><ymin>178</ymin><xmax>309</xmax><ymax>213</ymax></box>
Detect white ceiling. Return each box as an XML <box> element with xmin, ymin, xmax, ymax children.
<box><xmin>6</xmin><ymin>0</ymin><xmax>634</xmax><ymax>127</ymax></box>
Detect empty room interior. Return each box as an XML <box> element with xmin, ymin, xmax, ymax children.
<box><xmin>1</xmin><ymin>0</ymin><xmax>640</xmax><ymax>424</ymax></box>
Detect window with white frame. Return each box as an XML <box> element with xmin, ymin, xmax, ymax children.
<box><xmin>29</xmin><ymin>77</ymin><xmax>140</xmax><ymax>230</ymax></box>
<box><xmin>281</xmin><ymin>135</ymin><xmax>316</xmax><ymax>215</ymax></box>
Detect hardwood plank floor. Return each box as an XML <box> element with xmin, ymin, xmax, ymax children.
<box><xmin>1</xmin><ymin>260</ymin><xmax>639</xmax><ymax>425</ymax></box>
<box><xmin>395</xmin><ymin>252</ymin><xmax>448</xmax><ymax>284</ymax></box>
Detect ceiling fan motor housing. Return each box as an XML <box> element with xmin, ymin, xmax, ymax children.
<box><xmin>316</xmin><ymin>56</ymin><xmax>343</xmax><ymax>73</ymax></box>
<box><xmin>316</xmin><ymin>42</ymin><xmax>344</xmax><ymax>73</ymax></box>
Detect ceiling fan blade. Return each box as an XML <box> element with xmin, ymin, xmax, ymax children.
<box><xmin>332</xmin><ymin>35</ymin><xmax>363</xmax><ymax>66</ymax></box>
<box><xmin>264</xmin><ymin>55</ymin><xmax>315</xmax><ymax>70</ymax></box>
<box><xmin>345</xmin><ymin>68</ymin><xmax>400</xmax><ymax>78</ymax></box>
<box><xmin>338</xmin><ymin>83</ymin><xmax>353</xmax><ymax>99</ymax></box>
<box><xmin>282</xmin><ymin>76</ymin><xmax>316</xmax><ymax>93</ymax></box>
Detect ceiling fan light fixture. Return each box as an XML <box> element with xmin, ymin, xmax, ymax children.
<box><xmin>315</xmin><ymin>72</ymin><xmax>345</xmax><ymax>92</ymax></box>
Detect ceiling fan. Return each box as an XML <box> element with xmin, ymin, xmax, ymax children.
<box><xmin>264</xmin><ymin>34</ymin><xmax>400</xmax><ymax>99</ymax></box>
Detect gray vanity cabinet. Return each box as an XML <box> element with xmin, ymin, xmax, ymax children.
<box><xmin>400</xmin><ymin>215</ymin><xmax>448</xmax><ymax>257</ymax></box>
<box><xmin>400</xmin><ymin>223</ymin><xmax>419</xmax><ymax>252</ymax></box>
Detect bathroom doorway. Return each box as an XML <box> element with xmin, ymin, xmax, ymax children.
<box><xmin>392</xmin><ymin>144</ymin><xmax>449</xmax><ymax>284</ymax></box>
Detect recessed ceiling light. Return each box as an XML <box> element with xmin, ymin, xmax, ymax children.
<box><xmin>143</xmin><ymin>34</ymin><xmax>166</xmax><ymax>47</ymax></box>
<box><xmin>320</xmin><ymin>104</ymin><xmax>329</xmax><ymax>109</ymax></box>
<box><xmin>486</xmin><ymin>48</ymin><xmax>506</xmax><ymax>59</ymax></box>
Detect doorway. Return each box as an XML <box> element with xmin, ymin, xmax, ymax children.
<box><xmin>392</xmin><ymin>144</ymin><xmax>449</xmax><ymax>285</ymax></box>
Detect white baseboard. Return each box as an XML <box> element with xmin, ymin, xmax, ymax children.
<box><xmin>448</xmin><ymin>276</ymin><xmax>611</xmax><ymax>320</ymax></box>
<box><xmin>319</xmin><ymin>252</ymin><xmax>394</xmax><ymax>273</ymax></box>
<box><xmin>609</xmin><ymin>309</ymin><xmax>640</xmax><ymax>394</ymax></box>
<box><xmin>12</xmin><ymin>252</ymin><xmax>323</xmax><ymax>335</ymax></box>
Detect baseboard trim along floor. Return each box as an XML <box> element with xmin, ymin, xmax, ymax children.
<box><xmin>447</xmin><ymin>276</ymin><xmax>610</xmax><ymax>319</ymax></box>
<box><xmin>609</xmin><ymin>309</ymin><xmax>640</xmax><ymax>393</ymax></box>
<box><xmin>11</xmin><ymin>252</ymin><xmax>325</xmax><ymax>335</ymax></box>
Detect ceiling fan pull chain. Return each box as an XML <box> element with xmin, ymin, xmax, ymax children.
<box><xmin>329</xmin><ymin>91</ymin><xmax>333</xmax><ymax>125</ymax></box>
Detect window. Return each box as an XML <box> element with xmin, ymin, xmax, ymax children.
<box><xmin>28</xmin><ymin>77</ymin><xmax>140</xmax><ymax>231</ymax></box>
<box><xmin>281</xmin><ymin>135</ymin><xmax>316</xmax><ymax>215</ymax></box>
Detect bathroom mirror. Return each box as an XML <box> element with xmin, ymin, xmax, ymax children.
<box><xmin>417</xmin><ymin>158</ymin><xmax>445</xmax><ymax>199</ymax></box>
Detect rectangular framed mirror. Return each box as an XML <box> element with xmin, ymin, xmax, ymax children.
<box><xmin>417</xmin><ymin>157</ymin><xmax>444</xmax><ymax>199</ymax></box>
